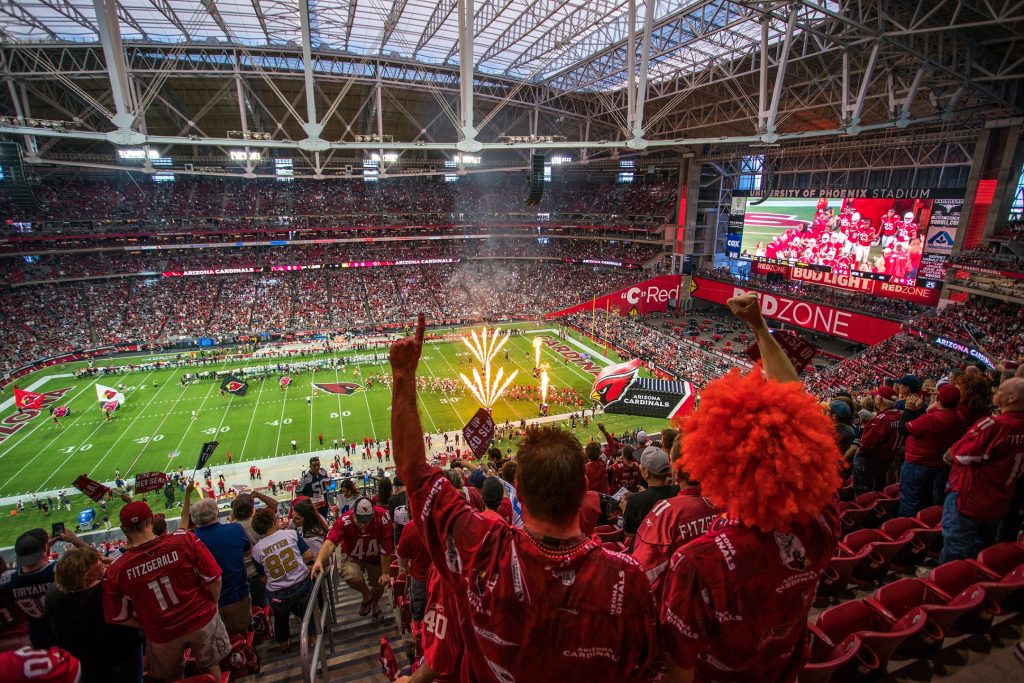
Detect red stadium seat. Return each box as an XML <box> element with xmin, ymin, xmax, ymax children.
<box><xmin>596</xmin><ymin>528</ymin><xmax>625</xmax><ymax>544</ymax></box>
<box><xmin>813</xmin><ymin>600</ymin><xmax>927</xmax><ymax>674</ymax></box>
<box><xmin>882</xmin><ymin>483</ymin><xmax>900</xmax><ymax>499</ymax></box>
<box><xmin>838</xmin><ymin>501</ymin><xmax>873</xmax><ymax>533</ymax></box>
<box><xmin>974</xmin><ymin>564</ymin><xmax>1024</xmax><ymax>612</ymax></box>
<box><xmin>801</xmin><ymin>629</ymin><xmax>865</xmax><ymax>682</ymax></box>
<box><xmin>868</xmin><ymin>578</ymin><xmax>982</xmax><ymax>651</ymax></box>
<box><xmin>840</xmin><ymin>529</ymin><xmax>908</xmax><ymax>582</ymax></box>
<box><xmin>971</xmin><ymin>542</ymin><xmax>1024</xmax><ymax>579</ymax></box>
<box><xmin>173</xmin><ymin>676</ymin><xmax>218</xmax><ymax>683</ymax></box>
<box><xmin>915</xmin><ymin>505</ymin><xmax>943</xmax><ymax>529</ymax></box>
<box><xmin>878</xmin><ymin>517</ymin><xmax>928</xmax><ymax>570</ymax></box>
<box><xmin>818</xmin><ymin>543</ymin><xmax>874</xmax><ymax>596</ymax></box>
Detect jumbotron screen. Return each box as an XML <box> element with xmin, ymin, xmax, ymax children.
<box><xmin>726</xmin><ymin>189</ymin><xmax>963</xmax><ymax>287</ymax></box>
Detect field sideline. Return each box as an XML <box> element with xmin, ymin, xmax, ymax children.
<box><xmin>0</xmin><ymin>322</ymin><xmax>652</xmax><ymax>502</ymax></box>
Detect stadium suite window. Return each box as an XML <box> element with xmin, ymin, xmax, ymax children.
<box><xmin>1009</xmin><ymin>161</ymin><xmax>1024</xmax><ymax>220</ymax></box>
<box><xmin>737</xmin><ymin>155</ymin><xmax>763</xmax><ymax>192</ymax></box>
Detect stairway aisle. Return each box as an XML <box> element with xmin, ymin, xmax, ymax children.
<box><xmin>256</xmin><ymin>579</ymin><xmax>404</xmax><ymax>683</ymax></box>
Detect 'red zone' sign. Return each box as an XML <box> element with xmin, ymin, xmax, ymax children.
<box><xmin>690</xmin><ymin>277</ymin><xmax>902</xmax><ymax>345</ymax></box>
<box><xmin>0</xmin><ymin>387</ymin><xmax>73</xmax><ymax>445</ymax></box>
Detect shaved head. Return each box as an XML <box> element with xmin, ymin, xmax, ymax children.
<box><xmin>995</xmin><ymin>377</ymin><xmax>1024</xmax><ymax>412</ymax></box>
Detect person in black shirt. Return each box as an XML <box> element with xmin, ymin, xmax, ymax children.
<box><xmin>0</xmin><ymin>529</ymin><xmax>66</xmax><ymax>648</ymax></box>
<box><xmin>621</xmin><ymin>448</ymin><xmax>679</xmax><ymax>548</ymax></box>
<box><xmin>296</xmin><ymin>456</ymin><xmax>331</xmax><ymax>519</ymax></box>
<box><xmin>45</xmin><ymin>547</ymin><xmax>144</xmax><ymax>683</ymax></box>
<box><xmin>388</xmin><ymin>476</ymin><xmax>409</xmax><ymax>545</ymax></box>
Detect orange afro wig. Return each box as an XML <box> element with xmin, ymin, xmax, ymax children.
<box><xmin>675</xmin><ymin>366</ymin><xmax>842</xmax><ymax>533</ymax></box>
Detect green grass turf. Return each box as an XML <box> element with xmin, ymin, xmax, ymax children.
<box><xmin>0</xmin><ymin>323</ymin><xmax>670</xmax><ymax>546</ymax></box>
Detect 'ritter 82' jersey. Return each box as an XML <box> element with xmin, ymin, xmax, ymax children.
<box><xmin>251</xmin><ymin>529</ymin><xmax>310</xmax><ymax>592</ymax></box>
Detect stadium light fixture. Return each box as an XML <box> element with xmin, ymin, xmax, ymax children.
<box><xmin>496</xmin><ymin>135</ymin><xmax>566</xmax><ymax>145</ymax></box>
<box><xmin>230</xmin><ymin>150</ymin><xmax>262</xmax><ymax>162</ymax></box>
<box><xmin>370</xmin><ymin>152</ymin><xmax>398</xmax><ymax>163</ymax></box>
<box><xmin>550</xmin><ymin>155</ymin><xmax>572</xmax><ymax>165</ymax></box>
<box><xmin>118</xmin><ymin>148</ymin><xmax>160</xmax><ymax>160</ymax></box>
<box><xmin>227</xmin><ymin>130</ymin><xmax>272</xmax><ymax>141</ymax></box>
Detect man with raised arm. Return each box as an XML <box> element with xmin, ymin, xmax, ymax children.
<box><xmin>390</xmin><ymin>314</ymin><xmax>657</xmax><ymax>682</ymax></box>
<box><xmin>658</xmin><ymin>292</ymin><xmax>843</xmax><ymax>683</ymax></box>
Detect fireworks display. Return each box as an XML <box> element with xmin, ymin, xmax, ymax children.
<box><xmin>459</xmin><ymin>327</ymin><xmax>519</xmax><ymax>409</ymax></box>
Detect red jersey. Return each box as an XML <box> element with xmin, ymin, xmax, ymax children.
<box><xmin>857</xmin><ymin>229</ymin><xmax>873</xmax><ymax>247</ymax></box>
<box><xmin>585</xmin><ymin>459</ymin><xmax>609</xmax><ymax>494</ymax></box>
<box><xmin>396</xmin><ymin>520</ymin><xmax>431</xmax><ymax>582</ymax></box>
<box><xmin>659</xmin><ymin>503</ymin><xmax>840</xmax><ymax>681</ymax></box>
<box><xmin>904</xmin><ymin>409</ymin><xmax>966</xmax><ymax>468</ymax></box>
<box><xmin>610</xmin><ymin>460</ymin><xmax>642</xmax><ymax>492</ymax></box>
<box><xmin>102</xmin><ymin>530</ymin><xmax>221</xmax><ymax>643</ymax></box>
<box><xmin>881</xmin><ymin>215</ymin><xmax>898</xmax><ymax>236</ymax></box>
<box><xmin>858</xmin><ymin>408</ymin><xmax>905</xmax><ymax>462</ymax></box>
<box><xmin>947</xmin><ymin>412</ymin><xmax>1024</xmax><ymax>521</ymax></box>
<box><xmin>631</xmin><ymin>489</ymin><xmax>723</xmax><ymax>592</ymax></box>
<box><xmin>403</xmin><ymin>462</ymin><xmax>657</xmax><ymax>682</ymax></box>
<box><xmin>422</xmin><ymin>567</ymin><xmax>463</xmax><ymax>682</ymax></box>
<box><xmin>579</xmin><ymin>490</ymin><xmax>601</xmax><ymax>536</ymax></box>
<box><xmin>325</xmin><ymin>507</ymin><xmax>393</xmax><ymax>562</ymax></box>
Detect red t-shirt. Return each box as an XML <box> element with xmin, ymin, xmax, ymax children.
<box><xmin>947</xmin><ymin>412</ymin><xmax>1024</xmax><ymax>521</ymax></box>
<box><xmin>102</xmin><ymin>530</ymin><xmax>221</xmax><ymax>643</ymax></box>
<box><xmin>858</xmin><ymin>409</ymin><xmax>905</xmax><ymax>462</ymax></box>
<box><xmin>585</xmin><ymin>459</ymin><xmax>609</xmax><ymax>494</ymax></box>
<box><xmin>579</xmin><ymin>490</ymin><xmax>601</xmax><ymax>536</ymax></box>
<box><xmin>402</xmin><ymin>461</ymin><xmax>657</xmax><ymax>682</ymax></box>
<box><xmin>610</xmin><ymin>460</ymin><xmax>642</xmax><ymax>492</ymax></box>
<box><xmin>325</xmin><ymin>507</ymin><xmax>393</xmax><ymax>562</ymax></box>
<box><xmin>904</xmin><ymin>409</ymin><xmax>967</xmax><ymax>468</ymax></box>
<box><xmin>631</xmin><ymin>489</ymin><xmax>723</xmax><ymax>592</ymax></box>
<box><xmin>497</xmin><ymin>498</ymin><xmax>514</xmax><ymax>524</ymax></box>
<box><xmin>396</xmin><ymin>520</ymin><xmax>431</xmax><ymax>582</ymax></box>
<box><xmin>422</xmin><ymin>566</ymin><xmax>463</xmax><ymax>682</ymax></box>
<box><xmin>659</xmin><ymin>503</ymin><xmax>840</xmax><ymax>681</ymax></box>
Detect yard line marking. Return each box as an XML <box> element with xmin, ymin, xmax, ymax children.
<box><xmin>88</xmin><ymin>370</ymin><xmax>174</xmax><ymax>478</ymax></box>
<box><xmin>239</xmin><ymin>374</ymin><xmax>270</xmax><ymax>461</ymax></box>
<box><xmin>0</xmin><ymin>377</ymin><xmax>101</xmax><ymax>462</ymax></box>
<box><xmin>273</xmin><ymin>383</ymin><xmax>289</xmax><ymax>456</ymax></box>
<box><xmin>433</xmin><ymin>338</ymin><xmax>525</xmax><ymax>422</ymax></box>
<box><xmin>331</xmin><ymin>352</ymin><xmax>346</xmax><ymax>443</ymax></box>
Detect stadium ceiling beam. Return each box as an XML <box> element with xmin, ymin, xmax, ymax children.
<box><xmin>0</xmin><ymin>3</ymin><xmax>59</xmax><ymax>41</ymax></box>
<box><xmin>297</xmin><ymin>0</ymin><xmax>327</xmax><ymax>150</ymax></box>
<box><xmin>457</xmin><ymin>0</ymin><xmax>480</xmax><ymax>151</ymax></box>
<box><xmin>478</xmin><ymin>0</ymin><xmax>574</xmax><ymax>66</ymax></box>
<box><xmin>762</xmin><ymin>2</ymin><xmax>798</xmax><ymax>142</ymax></box>
<box><xmin>625</xmin><ymin>0</ymin><xmax>655</xmax><ymax>148</ymax></box>
<box><xmin>91</xmin><ymin>0</ymin><xmax>140</xmax><ymax>140</ymax></box>
<box><xmin>248</xmin><ymin>0</ymin><xmax>271</xmax><ymax>43</ymax></box>
<box><xmin>36</xmin><ymin>0</ymin><xmax>98</xmax><ymax>35</ymax></box>
<box><xmin>414</xmin><ymin>0</ymin><xmax>459</xmax><ymax>58</ymax></box>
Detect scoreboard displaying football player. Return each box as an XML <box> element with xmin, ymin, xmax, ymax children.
<box><xmin>726</xmin><ymin>188</ymin><xmax>963</xmax><ymax>289</ymax></box>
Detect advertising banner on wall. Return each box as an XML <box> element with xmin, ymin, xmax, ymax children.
<box><xmin>786</xmin><ymin>267</ymin><xmax>941</xmax><ymax>306</ymax></box>
<box><xmin>546</xmin><ymin>274</ymin><xmax>683</xmax><ymax>318</ymax></box>
<box><xmin>690</xmin><ymin>276</ymin><xmax>903</xmax><ymax>345</ymax></box>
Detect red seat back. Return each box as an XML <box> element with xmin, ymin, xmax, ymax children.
<box><xmin>915</xmin><ymin>505</ymin><xmax>943</xmax><ymax>528</ymax></box>
<box><xmin>974</xmin><ymin>542</ymin><xmax>1024</xmax><ymax>578</ymax></box>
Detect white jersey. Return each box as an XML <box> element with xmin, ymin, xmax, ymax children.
<box><xmin>251</xmin><ymin>529</ymin><xmax>310</xmax><ymax>592</ymax></box>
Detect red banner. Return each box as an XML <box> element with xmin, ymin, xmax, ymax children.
<box><xmin>746</xmin><ymin>331</ymin><xmax>818</xmax><ymax>374</ymax></box>
<box><xmin>72</xmin><ymin>475</ymin><xmax>111</xmax><ymax>502</ymax></box>
<box><xmin>462</xmin><ymin>408</ymin><xmax>496</xmax><ymax>458</ymax></box>
<box><xmin>690</xmin><ymin>277</ymin><xmax>903</xmax><ymax>345</ymax></box>
<box><xmin>13</xmin><ymin>387</ymin><xmax>44</xmax><ymax>410</ymax></box>
<box><xmin>546</xmin><ymin>274</ymin><xmax>683</xmax><ymax>318</ymax></box>
<box><xmin>787</xmin><ymin>267</ymin><xmax>941</xmax><ymax>306</ymax></box>
<box><xmin>134</xmin><ymin>471</ymin><xmax>167</xmax><ymax>494</ymax></box>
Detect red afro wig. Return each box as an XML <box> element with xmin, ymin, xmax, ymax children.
<box><xmin>675</xmin><ymin>366</ymin><xmax>842</xmax><ymax>533</ymax></box>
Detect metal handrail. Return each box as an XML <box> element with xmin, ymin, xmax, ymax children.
<box><xmin>299</xmin><ymin>556</ymin><xmax>339</xmax><ymax>683</ymax></box>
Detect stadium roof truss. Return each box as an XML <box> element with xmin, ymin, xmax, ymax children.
<box><xmin>0</xmin><ymin>0</ymin><xmax>1021</xmax><ymax>177</ymax></box>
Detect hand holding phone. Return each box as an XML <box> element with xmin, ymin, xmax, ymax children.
<box><xmin>51</xmin><ymin>522</ymin><xmax>65</xmax><ymax>539</ymax></box>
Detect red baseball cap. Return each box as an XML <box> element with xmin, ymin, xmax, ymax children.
<box><xmin>872</xmin><ymin>386</ymin><xmax>898</xmax><ymax>400</ymax></box>
<box><xmin>0</xmin><ymin>647</ymin><xmax>81</xmax><ymax>682</ymax></box>
<box><xmin>119</xmin><ymin>501</ymin><xmax>153</xmax><ymax>527</ymax></box>
<box><xmin>936</xmin><ymin>383</ymin><xmax>961</xmax><ymax>407</ymax></box>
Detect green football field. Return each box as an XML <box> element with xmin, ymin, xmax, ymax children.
<box><xmin>739</xmin><ymin>198</ymin><xmax>838</xmax><ymax>255</ymax></box>
<box><xmin>0</xmin><ymin>322</ymin><xmax>659</xmax><ymax>502</ymax></box>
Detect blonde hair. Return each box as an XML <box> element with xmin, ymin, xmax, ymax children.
<box><xmin>54</xmin><ymin>547</ymin><xmax>101</xmax><ymax>593</ymax></box>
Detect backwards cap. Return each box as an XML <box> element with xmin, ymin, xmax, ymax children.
<box><xmin>675</xmin><ymin>367</ymin><xmax>842</xmax><ymax>532</ymax></box>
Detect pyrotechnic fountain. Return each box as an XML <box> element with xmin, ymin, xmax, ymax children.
<box><xmin>459</xmin><ymin>327</ymin><xmax>519</xmax><ymax>410</ymax></box>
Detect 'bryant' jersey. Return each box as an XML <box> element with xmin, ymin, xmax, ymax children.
<box><xmin>421</xmin><ymin>567</ymin><xmax>463</xmax><ymax>682</ymax></box>
<box><xmin>659</xmin><ymin>502</ymin><xmax>840</xmax><ymax>682</ymax></box>
<box><xmin>948</xmin><ymin>411</ymin><xmax>1024</xmax><ymax>522</ymax></box>
<box><xmin>251</xmin><ymin>529</ymin><xmax>311</xmax><ymax>592</ymax></box>
<box><xmin>0</xmin><ymin>564</ymin><xmax>56</xmax><ymax>648</ymax></box>
<box><xmin>296</xmin><ymin>469</ymin><xmax>331</xmax><ymax>508</ymax></box>
<box><xmin>326</xmin><ymin>507</ymin><xmax>393</xmax><ymax>561</ymax></box>
<box><xmin>630</xmin><ymin>489</ymin><xmax>723</xmax><ymax>593</ymax></box>
<box><xmin>103</xmin><ymin>530</ymin><xmax>221</xmax><ymax>644</ymax></box>
<box><xmin>404</xmin><ymin>462</ymin><xmax>658</xmax><ymax>683</ymax></box>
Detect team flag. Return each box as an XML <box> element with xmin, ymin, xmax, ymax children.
<box><xmin>96</xmin><ymin>384</ymin><xmax>126</xmax><ymax>406</ymax></box>
<box><xmin>51</xmin><ymin>406</ymin><xmax>70</xmax><ymax>418</ymax></box>
<box><xmin>134</xmin><ymin>471</ymin><xmax>168</xmax><ymax>494</ymax></box>
<box><xmin>13</xmin><ymin>387</ymin><xmax>44</xmax><ymax>410</ymax></box>
<box><xmin>195</xmin><ymin>441</ymin><xmax>219</xmax><ymax>472</ymax></box>
<box><xmin>102</xmin><ymin>400</ymin><xmax>121</xmax><ymax>413</ymax></box>
<box><xmin>379</xmin><ymin>636</ymin><xmax>401</xmax><ymax>681</ymax></box>
<box><xmin>279</xmin><ymin>376</ymin><xmax>292</xmax><ymax>388</ymax></box>
<box><xmin>221</xmin><ymin>375</ymin><xmax>249</xmax><ymax>396</ymax></box>
<box><xmin>72</xmin><ymin>474</ymin><xmax>110</xmax><ymax>502</ymax></box>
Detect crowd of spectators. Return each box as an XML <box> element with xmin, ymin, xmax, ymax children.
<box><xmin>0</xmin><ymin>175</ymin><xmax>677</xmax><ymax>234</ymax></box>
<box><xmin>913</xmin><ymin>296</ymin><xmax>1024</xmax><ymax>361</ymax></box>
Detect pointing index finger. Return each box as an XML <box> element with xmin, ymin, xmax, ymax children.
<box><xmin>415</xmin><ymin>313</ymin><xmax>426</xmax><ymax>345</ymax></box>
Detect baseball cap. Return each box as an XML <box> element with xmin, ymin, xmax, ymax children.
<box><xmin>872</xmin><ymin>386</ymin><xmax>898</xmax><ymax>401</ymax></box>
<box><xmin>0</xmin><ymin>647</ymin><xmax>81</xmax><ymax>683</ymax></box>
<box><xmin>392</xmin><ymin>475</ymin><xmax>404</xmax><ymax>488</ymax></box>
<box><xmin>896</xmin><ymin>374</ymin><xmax>923</xmax><ymax>393</ymax></box>
<box><xmin>353</xmin><ymin>496</ymin><xmax>374</xmax><ymax>524</ymax></box>
<box><xmin>15</xmin><ymin>528</ymin><xmax>48</xmax><ymax>568</ymax></box>
<box><xmin>467</xmin><ymin>469</ymin><xmax>486</xmax><ymax>489</ymax></box>
<box><xmin>639</xmin><ymin>447</ymin><xmax>671</xmax><ymax>477</ymax></box>
<box><xmin>119</xmin><ymin>501</ymin><xmax>153</xmax><ymax>527</ymax></box>
<box><xmin>636</xmin><ymin>430</ymin><xmax>649</xmax><ymax>445</ymax></box>
<box><xmin>828</xmin><ymin>400</ymin><xmax>852</xmax><ymax>422</ymax></box>
<box><xmin>937</xmin><ymin>384</ymin><xmax>961</xmax><ymax>407</ymax></box>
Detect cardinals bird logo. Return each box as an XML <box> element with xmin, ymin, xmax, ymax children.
<box><xmin>225</xmin><ymin>381</ymin><xmax>244</xmax><ymax>392</ymax></box>
<box><xmin>590</xmin><ymin>360</ymin><xmax>639</xmax><ymax>405</ymax></box>
<box><xmin>314</xmin><ymin>383</ymin><xmax>364</xmax><ymax>395</ymax></box>
<box><xmin>101</xmin><ymin>389</ymin><xmax>117</xmax><ymax>400</ymax></box>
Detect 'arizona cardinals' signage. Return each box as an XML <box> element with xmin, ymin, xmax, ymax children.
<box><xmin>314</xmin><ymin>382</ymin><xmax>364</xmax><ymax>395</ymax></box>
<box><xmin>591</xmin><ymin>359</ymin><xmax>696</xmax><ymax>420</ymax></box>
